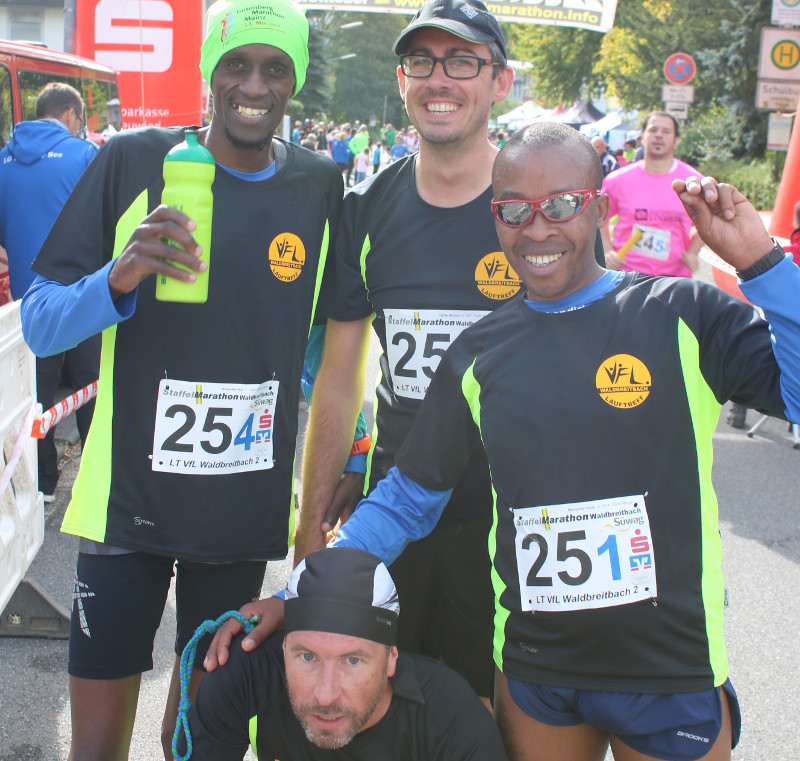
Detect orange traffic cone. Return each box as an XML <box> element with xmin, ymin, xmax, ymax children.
<box><xmin>769</xmin><ymin>102</ymin><xmax>800</xmax><ymax>239</ymax></box>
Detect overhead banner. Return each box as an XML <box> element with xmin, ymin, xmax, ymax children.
<box><xmin>295</xmin><ymin>0</ymin><xmax>618</xmax><ymax>33</ymax></box>
<box><xmin>74</xmin><ymin>0</ymin><xmax>203</xmax><ymax>129</ymax></box>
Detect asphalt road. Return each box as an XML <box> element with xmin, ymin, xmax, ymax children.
<box><xmin>2</xmin><ymin>337</ymin><xmax>799</xmax><ymax>760</ymax></box>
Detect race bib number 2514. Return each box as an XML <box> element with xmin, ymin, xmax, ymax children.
<box><xmin>512</xmin><ymin>495</ymin><xmax>657</xmax><ymax>612</ymax></box>
<box><xmin>152</xmin><ymin>379</ymin><xmax>278</xmax><ymax>475</ymax></box>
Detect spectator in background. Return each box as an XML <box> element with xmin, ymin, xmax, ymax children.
<box><xmin>591</xmin><ymin>135</ymin><xmax>619</xmax><ymax>176</ymax></box>
<box><xmin>354</xmin><ymin>146</ymin><xmax>369</xmax><ymax>185</ymax></box>
<box><xmin>291</xmin><ymin>120</ymin><xmax>301</xmax><ymax>144</ymax></box>
<box><xmin>315</xmin><ymin>125</ymin><xmax>327</xmax><ymax>153</ymax></box>
<box><xmin>383</xmin><ymin>122</ymin><xmax>396</xmax><ymax>148</ymax></box>
<box><xmin>331</xmin><ymin>129</ymin><xmax>351</xmax><ymax>180</ymax></box>
<box><xmin>0</xmin><ymin>81</ymin><xmax>99</xmax><ymax>503</ymax></box>
<box><xmin>389</xmin><ymin>135</ymin><xmax>409</xmax><ymax>162</ymax></box>
<box><xmin>345</xmin><ymin>124</ymin><xmax>356</xmax><ymax>187</ymax></box>
<box><xmin>623</xmin><ymin>138</ymin><xmax>636</xmax><ymax>163</ymax></box>
<box><xmin>615</xmin><ymin>147</ymin><xmax>629</xmax><ymax>167</ymax></box>
<box><xmin>404</xmin><ymin>127</ymin><xmax>419</xmax><ymax>153</ymax></box>
<box><xmin>348</xmin><ymin>125</ymin><xmax>370</xmax><ymax>185</ymax></box>
<box><xmin>633</xmin><ymin>134</ymin><xmax>644</xmax><ymax>161</ymax></box>
<box><xmin>372</xmin><ymin>140</ymin><xmax>382</xmax><ymax>174</ymax></box>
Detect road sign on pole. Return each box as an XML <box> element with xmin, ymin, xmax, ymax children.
<box><xmin>664</xmin><ymin>53</ymin><xmax>696</xmax><ymax>85</ymax></box>
<box><xmin>756</xmin><ymin>80</ymin><xmax>800</xmax><ymax>110</ymax></box>
<box><xmin>758</xmin><ymin>27</ymin><xmax>800</xmax><ymax>80</ymax></box>
<box><xmin>664</xmin><ymin>102</ymin><xmax>689</xmax><ymax>120</ymax></box>
<box><xmin>772</xmin><ymin>0</ymin><xmax>800</xmax><ymax>28</ymax></box>
<box><xmin>767</xmin><ymin>111</ymin><xmax>794</xmax><ymax>151</ymax></box>
<box><xmin>662</xmin><ymin>85</ymin><xmax>695</xmax><ymax>103</ymax></box>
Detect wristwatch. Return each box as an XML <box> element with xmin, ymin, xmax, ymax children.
<box><xmin>736</xmin><ymin>241</ymin><xmax>785</xmax><ymax>281</ymax></box>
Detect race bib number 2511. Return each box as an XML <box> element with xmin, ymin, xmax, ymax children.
<box><xmin>512</xmin><ymin>495</ymin><xmax>657</xmax><ymax>613</ymax></box>
<box><xmin>152</xmin><ymin>379</ymin><xmax>278</xmax><ymax>475</ymax></box>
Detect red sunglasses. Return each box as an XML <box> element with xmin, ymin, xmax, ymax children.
<box><xmin>491</xmin><ymin>189</ymin><xmax>600</xmax><ymax>227</ymax></box>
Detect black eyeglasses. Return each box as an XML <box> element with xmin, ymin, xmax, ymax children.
<box><xmin>400</xmin><ymin>54</ymin><xmax>499</xmax><ymax>79</ymax></box>
<box><xmin>75</xmin><ymin>108</ymin><xmax>87</xmax><ymax>138</ymax></box>
<box><xmin>491</xmin><ymin>189</ymin><xmax>600</xmax><ymax>227</ymax></box>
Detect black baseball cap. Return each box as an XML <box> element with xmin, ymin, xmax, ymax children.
<box><xmin>393</xmin><ymin>0</ymin><xmax>507</xmax><ymax>59</ymax></box>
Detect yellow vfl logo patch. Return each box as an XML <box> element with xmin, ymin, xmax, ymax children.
<box><xmin>596</xmin><ymin>354</ymin><xmax>651</xmax><ymax>409</ymax></box>
<box><xmin>268</xmin><ymin>233</ymin><xmax>305</xmax><ymax>282</ymax></box>
<box><xmin>474</xmin><ymin>251</ymin><xmax>521</xmax><ymax>300</ymax></box>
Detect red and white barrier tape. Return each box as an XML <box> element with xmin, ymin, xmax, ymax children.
<box><xmin>30</xmin><ymin>381</ymin><xmax>98</xmax><ymax>440</ymax></box>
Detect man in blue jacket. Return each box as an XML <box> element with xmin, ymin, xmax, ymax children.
<box><xmin>0</xmin><ymin>82</ymin><xmax>98</xmax><ymax>501</ymax></box>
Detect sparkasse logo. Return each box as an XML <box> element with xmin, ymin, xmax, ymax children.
<box><xmin>94</xmin><ymin>0</ymin><xmax>173</xmax><ymax>73</ymax></box>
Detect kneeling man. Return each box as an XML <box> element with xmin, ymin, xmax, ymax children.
<box><xmin>184</xmin><ymin>547</ymin><xmax>507</xmax><ymax>759</ymax></box>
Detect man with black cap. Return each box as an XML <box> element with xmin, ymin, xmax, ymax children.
<box><xmin>294</xmin><ymin>0</ymin><xmax>515</xmax><ymax>708</ymax></box>
<box><xmin>184</xmin><ymin>548</ymin><xmax>507</xmax><ymax>759</ymax></box>
<box><xmin>20</xmin><ymin>1</ymin><xmax>342</xmax><ymax>758</ymax></box>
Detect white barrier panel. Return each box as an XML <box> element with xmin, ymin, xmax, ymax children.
<box><xmin>0</xmin><ymin>300</ymin><xmax>43</xmax><ymax>614</ymax></box>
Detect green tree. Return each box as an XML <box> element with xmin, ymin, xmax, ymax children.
<box><xmin>507</xmin><ymin>0</ymin><xmax>773</xmax><ymax>159</ymax></box>
<box><xmin>510</xmin><ymin>24</ymin><xmax>603</xmax><ymax>106</ymax></box>
<box><xmin>327</xmin><ymin>13</ymin><xmax>408</xmax><ymax>127</ymax></box>
<box><xmin>695</xmin><ymin>0</ymin><xmax>771</xmax><ymax>157</ymax></box>
<box><xmin>299</xmin><ymin>11</ymin><xmax>335</xmax><ymax>121</ymax></box>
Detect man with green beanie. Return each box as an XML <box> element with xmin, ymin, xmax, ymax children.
<box><xmin>20</xmin><ymin>1</ymin><xmax>342</xmax><ymax>758</ymax></box>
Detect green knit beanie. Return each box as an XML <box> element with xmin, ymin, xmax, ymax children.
<box><xmin>200</xmin><ymin>0</ymin><xmax>309</xmax><ymax>95</ymax></box>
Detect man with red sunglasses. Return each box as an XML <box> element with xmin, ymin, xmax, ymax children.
<box><xmin>324</xmin><ymin>123</ymin><xmax>800</xmax><ymax>761</ymax></box>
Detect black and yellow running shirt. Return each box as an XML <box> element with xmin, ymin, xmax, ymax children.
<box><xmin>322</xmin><ymin>155</ymin><xmax>522</xmax><ymax>515</ymax></box>
<box><xmin>185</xmin><ymin>632</ymin><xmax>508</xmax><ymax>760</ymax></box>
<box><xmin>30</xmin><ymin>128</ymin><xmax>342</xmax><ymax>562</ymax></box>
<box><xmin>388</xmin><ymin>273</ymin><xmax>786</xmax><ymax>693</ymax></box>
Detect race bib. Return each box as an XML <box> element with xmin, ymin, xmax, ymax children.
<box><xmin>152</xmin><ymin>379</ymin><xmax>278</xmax><ymax>475</ymax></box>
<box><xmin>384</xmin><ymin>309</ymin><xmax>489</xmax><ymax>400</ymax></box>
<box><xmin>512</xmin><ymin>495</ymin><xmax>657</xmax><ymax>612</ymax></box>
<box><xmin>630</xmin><ymin>226</ymin><xmax>670</xmax><ymax>261</ymax></box>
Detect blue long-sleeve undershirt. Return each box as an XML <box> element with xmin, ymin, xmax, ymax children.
<box><xmin>740</xmin><ymin>253</ymin><xmax>800</xmax><ymax>423</ymax></box>
<box><xmin>21</xmin><ymin>263</ymin><xmax>135</xmax><ymax>356</ymax></box>
<box><xmin>333</xmin><ymin>467</ymin><xmax>452</xmax><ymax>564</ymax></box>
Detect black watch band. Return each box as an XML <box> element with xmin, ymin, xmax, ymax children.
<box><xmin>736</xmin><ymin>242</ymin><xmax>785</xmax><ymax>281</ymax></box>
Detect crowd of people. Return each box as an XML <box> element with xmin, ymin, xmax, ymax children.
<box><xmin>289</xmin><ymin>117</ymin><xmax>425</xmax><ymax>187</ymax></box>
<box><xmin>4</xmin><ymin>0</ymin><xmax>800</xmax><ymax>759</ymax></box>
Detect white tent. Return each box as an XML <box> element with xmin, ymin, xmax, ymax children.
<box><xmin>497</xmin><ymin>100</ymin><xmax>545</xmax><ymax>131</ymax></box>
<box><xmin>580</xmin><ymin>111</ymin><xmax>624</xmax><ymax>137</ymax></box>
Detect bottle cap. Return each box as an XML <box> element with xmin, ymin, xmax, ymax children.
<box><xmin>164</xmin><ymin>129</ymin><xmax>215</xmax><ymax>164</ymax></box>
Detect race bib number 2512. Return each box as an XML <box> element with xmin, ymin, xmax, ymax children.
<box><xmin>152</xmin><ymin>379</ymin><xmax>278</xmax><ymax>475</ymax></box>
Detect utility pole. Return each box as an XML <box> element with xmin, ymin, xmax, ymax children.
<box><xmin>64</xmin><ymin>0</ymin><xmax>77</xmax><ymax>53</ymax></box>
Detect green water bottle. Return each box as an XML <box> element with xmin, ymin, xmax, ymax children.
<box><xmin>155</xmin><ymin>129</ymin><xmax>215</xmax><ymax>303</ymax></box>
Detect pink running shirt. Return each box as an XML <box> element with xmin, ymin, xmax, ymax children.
<box><xmin>602</xmin><ymin>159</ymin><xmax>701</xmax><ymax>278</ymax></box>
